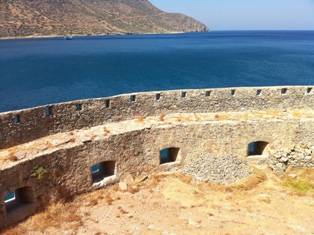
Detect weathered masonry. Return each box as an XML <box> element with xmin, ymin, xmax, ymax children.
<box><xmin>1</xmin><ymin>86</ymin><xmax>314</xmax><ymax>229</ymax></box>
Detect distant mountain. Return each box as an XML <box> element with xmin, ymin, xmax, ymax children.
<box><xmin>0</xmin><ymin>0</ymin><xmax>209</xmax><ymax>38</ymax></box>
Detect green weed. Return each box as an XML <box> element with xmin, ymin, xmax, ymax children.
<box><xmin>284</xmin><ymin>180</ymin><xmax>314</xmax><ymax>193</ymax></box>
<box><xmin>31</xmin><ymin>166</ymin><xmax>48</xmax><ymax>179</ymax></box>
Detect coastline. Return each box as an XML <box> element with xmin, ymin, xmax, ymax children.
<box><xmin>0</xmin><ymin>31</ymin><xmax>187</xmax><ymax>40</ymax></box>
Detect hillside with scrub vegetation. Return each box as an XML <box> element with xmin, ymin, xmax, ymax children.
<box><xmin>0</xmin><ymin>0</ymin><xmax>209</xmax><ymax>38</ymax></box>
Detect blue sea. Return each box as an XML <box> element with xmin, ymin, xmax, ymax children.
<box><xmin>4</xmin><ymin>191</ymin><xmax>14</xmax><ymax>201</ymax></box>
<box><xmin>0</xmin><ymin>31</ymin><xmax>314</xmax><ymax>113</ymax></box>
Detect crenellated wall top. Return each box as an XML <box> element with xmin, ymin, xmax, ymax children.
<box><xmin>0</xmin><ymin>86</ymin><xmax>313</xmax><ymax>149</ymax></box>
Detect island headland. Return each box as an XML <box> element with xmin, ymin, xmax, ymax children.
<box><xmin>0</xmin><ymin>0</ymin><xmax>209</xmax><ymax>39</ymax></box>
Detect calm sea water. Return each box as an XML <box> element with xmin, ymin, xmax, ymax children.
<box><xmin>0</xmin><ymin>31</ymin><xmax>313</xmax><ymax>113</ymax></box>
<box><xmin>4</xmin><ymin>191</ymin><xmax>14</xmax><ymax>201</ymax></box>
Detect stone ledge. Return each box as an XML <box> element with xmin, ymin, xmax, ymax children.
<box><xmin>2</xmin><ymin>109</ymin><xmax>314</xmax><ymax>170</ymax></box>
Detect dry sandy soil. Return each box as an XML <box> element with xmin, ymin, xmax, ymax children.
<box><xmin>3</xmin><ymin>168</ymin><xmax>314</xmax><ymax>235</ymax></box>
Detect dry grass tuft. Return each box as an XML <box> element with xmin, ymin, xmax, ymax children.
<box><xmin>136</xmin><ymin>116</ymin><xmax>145</xmax><ymax>124</ymax></box>
<box><xmin>2</xmin><ymin>226</ymin><xmax>28</xmax><ymax>235</ymax></box>
<box><xmin>194</xmin><ymin>113</ymin><xmax>202</xmax><ymax>121</ymax></box>
<box><xmin>176</xmin><ymin>115</ymin><xmax>192</xmax><ymax>122</ymax></box>
<box><xmin>176</xmin><ymin>117</ymin><xmax>182</xmax><ymax>122</ymax></box>
<box><xmin>111</xmin><ymin>185</ymin><xmax>119</xmax><ymax>192</ymax></box>
<box><xmin>146</xmin><ymin>174</ymin><xmax>166</xmax><ymax>188</ymax></box>
<box><xmin>258</xmin><ymin>196</ymin><xmax>271</xmax><ymax>204</ymax></box>
<box><xmin>3</xmin><ymin>201</ymin><xmax>83</xmax><ymax>234</ymax></box>
<box><xmin>282</xmin><ymin>168</ymin><xmax>314</xmax><ymax>194</ymax></box>
<box><xmin>230</xmin><ymin>168</ymin><xmax>267</xmax><ymax>191</ymax></box>
<box><xmin>118</xmin><ymin>206</ymin><xmax>128</xmax><ymax>214</ymax></box>
<box><xmin>265</xmin><ymin>110</ymin><xmax>280</xmax><ymax>117</ymax></box>
<box><xmin>45</xmin><ymin>141</ymin><xmax>53</xmax><ymax>148</ymax></box>
<box><xmin>5</xmin><ymin>154</ymin><xmax>18</xmax><ymax>162</ymax></box>
<box><xmin>205</xmin><ymin>168</ymin><xmax>267</xmax><ymax>192</ymax></box>
<box><xmin>176</xmin><ymin>173</ymin><xmax>193</xmax><ymax>184</ymax></box>
<box><xmin>105</xmin><ymin>193</ymin><xmax>114</xmax><ymax>205</ymax></box>
<box><xmin>214</xmin><ymin>114</ymin><xmax>228</xmax><ymax>121</ymax></box>
<box><xmin>103</xmin><ymin>128</ymin><xmax>110</xmax><ymax>136</ymax></box>
<box><xmin>159</xmin><ymin>113</ymin><xmax>165</xmax><ymax>121</ymax></box>
<box><xmin>242</xmin><ymin>112</ymin><xmax>250</xmax><ymax>121</ymax></box>
<box><xmin>6</xmin><ymin>147</ymin><xmax>19</xmax><ymax>157</ymax></box>
<box><xmin>291</xmin><ymin>110</ymin><xmax>303</xmax><ymax>118</ymax></box>
<box><xmin>87</xmin><ymin>199</ymin><xmax>98</xmax><ymax>207</ymax></box>
<box><xmin>80</xmin><ymin>189</ymin><xmax>105</xmax><ymax>207</ymax></box>
<box><xmin>146</xmin><ymin>173</ymin><xmax>177</xmax><ymax>189</ymax></box>
<box><xmin>234</xmin><ymin>168</ymin><xmax>267</xmax><ymax>191</ymax></box>
<box><xmin>128</xmin><ymin>187</ymin><xmax>140</xmax><ymax>194</ymax></box>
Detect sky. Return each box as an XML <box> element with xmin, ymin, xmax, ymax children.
<box><xmin>149</xmin><ymin>0</ymin><xmax>314</xmax><ymax>30</ymax></box>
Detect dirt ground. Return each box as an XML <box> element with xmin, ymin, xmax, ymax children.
<box><xmin>3</xmin><ymin>168</ymin><xmax>314</xmax><ymax>235</ymax></box>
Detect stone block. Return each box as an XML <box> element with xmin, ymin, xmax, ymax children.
<box><xmin>280</xmin><ymin>157</ymin><xmax>289</xmax><ymax>163</ymax></box>
<box><xmin>305</xmin><ymin>156</ymin><xmax>312</xmax><ymax>161</ymax></box>
<box><xmin>288</xmin><ymin>174</ymin><xmax>297</xmax><ymax>179</ymax></box>
<box><xmin>119</xmin><ymin>182</ymin><xmax>128</xmax><ymax>191</ymax></box>
<box><xmin>276</xmin><ymin>163</ymin><xmax>283</xmax><ymax>168</ymax></box>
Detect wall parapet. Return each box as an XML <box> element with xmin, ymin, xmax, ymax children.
<box><xmin>1</xmin><ymin>86</ymin><xmax>313</xmax><ymax>150</ymax></box>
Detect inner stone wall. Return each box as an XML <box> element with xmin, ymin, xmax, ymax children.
<box><xmin>1</xmin><ymin>86</ymin><xmax>313</xmax><ymax>149</ymax></box>
<box><xmin>1</xmin><ymin>117</ymin><xmax>314</xmax><ymax>229</ymax></box>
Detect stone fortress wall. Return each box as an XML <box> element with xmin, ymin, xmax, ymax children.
<box><xmin>1</xmin><ymin>86</ymin><xmax>314</xmax><ymax>229</ymax></box>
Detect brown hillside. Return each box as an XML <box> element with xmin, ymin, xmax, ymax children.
<box><xmin>0</xmin><ymin>0</ymin><xmax>209</xmax><ymax>38</ymax></box>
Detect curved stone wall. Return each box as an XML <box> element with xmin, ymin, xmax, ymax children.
<box><xmin>1</xmin><ymin>86</ymin><xmax>314</xmax><ymax>229</ymax></box>
<box><xmin>1</xmin><ymin>86</ymin><xmax>314</xmax><ymax>149</ymax></box>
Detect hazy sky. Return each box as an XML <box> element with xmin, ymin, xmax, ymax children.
<box><xmin>149</xmin><ymin>0</ymin><xmax>314</xmax><ymax>30</ymax></box>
